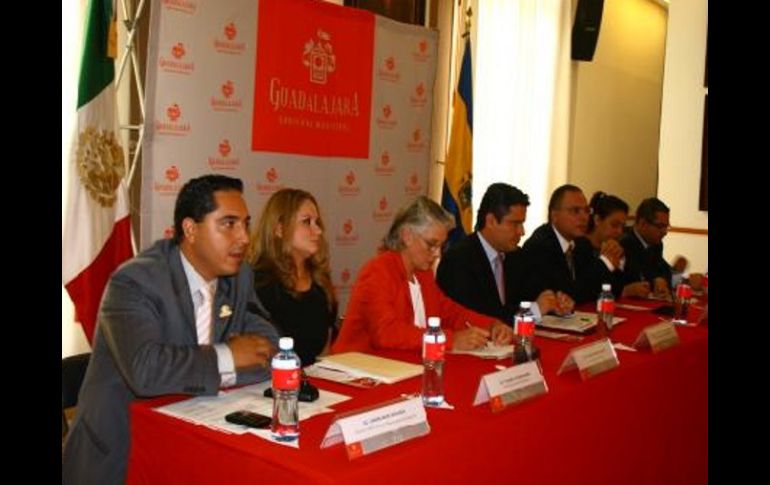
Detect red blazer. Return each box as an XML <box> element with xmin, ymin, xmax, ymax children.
<box><xmin>332</xmin><ymin>251</ymin><xmax>495</xmax><ymax>353</ymax></box>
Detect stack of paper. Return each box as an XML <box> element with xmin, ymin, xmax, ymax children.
<box><xmin>154</xmin><ymin>381</ymin><xmax>350</xmax><ymax>438</ymax></box>
<box><xmin>309</xmin><ymin>352</ymin><xmax>423</xmax><ymax>385</ymax></box>
<box><xmin>450</xmin><ymin>342</ymin><xmax>513</xmax><ymax>359</ymax></box>
<box><xmin>539</xmin><ymin>311</ymin><xmax>626</xmax><ymax>334</ymax></box>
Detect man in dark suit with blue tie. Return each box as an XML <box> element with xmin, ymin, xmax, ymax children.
<box><xmin>62</xmin><ymin>175</ymin><xmax>280</xmax><ymax>485</ymax></box>
<box><xmin>437</xmin><ymin>183</ymin><xmax>573</xmax><ymax>324</ymax></box>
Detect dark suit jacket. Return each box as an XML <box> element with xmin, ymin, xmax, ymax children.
<box><xmin>576</xmin><ymin>236</ymin><xmax>628</xmax><ymax>299</ymax></box>
<box><xmin>618</xmin><ymin>226</ymin><xmax>672</xmax><ymax>287</ymax></box>
<box><xmin>519</xmin><ymin>224</ymin><xmax>610</xmax><ymax>304</ymax></box>
<box><xmin>62</xmin><ymin>239</ymin><xmax>279</xmax><ymax>485</ymax></box>
<box><xmin>436</xmin><ymin>232</ymin><xmax>524</xmax><ymax>323</ymax></box>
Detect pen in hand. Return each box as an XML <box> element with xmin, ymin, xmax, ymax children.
<box><xmin>460</xmin><ymin>321</ymin><xmax>490</xmax><ymax>349</ymax></box>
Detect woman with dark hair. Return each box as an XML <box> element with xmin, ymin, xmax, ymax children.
<box><xmin>332</xmin><ymin>196</ymin><xmax>512</xmax><ymax>354</ymax></box>
<box><xmin>247</xmin><ymin>188</ymin><xmax>337</xmax><ymax>365</ymax></box>
<box><xmin>584</xmin><ymin>191</ymin><xmax>650</xmax><ymax>298</ymax></box>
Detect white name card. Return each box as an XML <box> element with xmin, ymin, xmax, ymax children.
<box><xmin>633</xmin><ymin>321</ymin><xmax>680</xmax><ymax>353</ymax></box>
<box><xmin>472</xmin><ymin>361</ymin><xmax>548</xmax><ymax>412</ymax></box>
<box><xmin>557</xmin><ymin>338</ymin><xmax>619</xmax><ymax>381</ymax></box>
<box><xmin>320</xmin><ymin>396</ymin><xmax>429</xmax><ymax>459</ymax></box>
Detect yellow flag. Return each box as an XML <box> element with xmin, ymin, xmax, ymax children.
<box><xmin>442</xmin><ymin>39</ymin><xmax>473</xmax><ymax>243</ymax></box>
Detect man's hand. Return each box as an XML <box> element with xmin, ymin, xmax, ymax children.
<box><xmin>554</xmin><ymin>291</ymin><xmax>575</xmax><ymax>315</ymax></box>
<box><xmin>535</xmin><ymin>290</ymin><xmax>558</xmax><ymax>315</ymax></box>
<box><xmin>490</xmin><ymin>320</ymin><xmax>513</xmax><ymax>345</ymax></box>
<box><xmin>622</xmin><ymin>281</ymin><xmax>651</xmax><ymax>298</ymax></box>
<box><xmin>688</xmin><ymin>272</ymin><xmax>706</xmax><ymax>292</ymax></box>
<box><xmin>227</xmin><ymin>334</ymin><xmax>276</xmax><ymax>369</ymax></box>
<box><xmin>671</xmin><ymin>255</ymin><xmax>689</xmax><ymax>274</ymax></box>
<box><xmin>652</xmin><ymin>277</ymin><xmax>672</xmax><ymax>299</ymax></box>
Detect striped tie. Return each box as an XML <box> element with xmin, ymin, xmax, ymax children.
<box><xmin>493</xmin><ymin>253</ymin><xmax>506</xmax><ymax>305</ymax></box>
<box><xmin>195</xmin><ymin>284</ymin><xmax>214</xmax><ymax>345</ymax></box>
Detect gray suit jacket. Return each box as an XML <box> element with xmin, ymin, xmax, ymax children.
<box><xmin>62</xmin><ymin>239</ymin><xmax>279</xmax><ymax>485</ymax></box>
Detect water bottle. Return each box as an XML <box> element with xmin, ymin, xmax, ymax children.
<box><xmin>596</xmin><ymin>283</ymin><xmax>615</xmax><ymax>337</ymax></box>
<box><xmin>270</xmin><ymin>337</ymin><xmax>301</xmax><ymax>441</ymax></box>
<box><xmin>421</xmin><ymin>316</ymin><xmax>446</xmax><ymax>407</ymax></box>
<box><xmin>673</xmin><ymin>281</ymin><xmax>692</xmax><ymax>325</ymax></box>
<box><xmin>513</xmin><ymin>302</ymin><xmax>540</xmax><ymax>365</ymax></box>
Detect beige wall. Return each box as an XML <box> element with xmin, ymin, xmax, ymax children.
<box><xmin>658</xmin><ymin>0</ymin><xmax>708</xmax><ymax>272</ymax></box>
<box><xmin>568</xmin><ymin>0</ymin><xmax>667</xmax><ymax>211</ymax></box>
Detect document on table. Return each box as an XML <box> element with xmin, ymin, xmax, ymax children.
<box><xmin>310</xmin><ymin>352</ymin><xmax>423</xmax><ymax>385</ymax></box>
<box><xmin>539</xmin><ymin>311</ymin><xmax>626</xmax><ymax>334</ymax></box>
<box><xmin>450</xmin><ymin>342</ymin><xmax>513</xmax><ymax>359</ymax></box>
<box><xmin>154</xmin><ymin>381</ymin><xmax>351</xmax><ymax>436</ymax></box>
<box><xmin>533</xmin><ymin>329</ymin><xmax>585</xmax><ymax>342</ymax></box>
<box><xmin>614</xmin><ymin>303</ymin><xmax>650</xmax><ymax>311</ymax></box>
<box><xmin>303</xmin><ymin>365</ymin><xmax>383</xmax><ymax>388</ymax></box>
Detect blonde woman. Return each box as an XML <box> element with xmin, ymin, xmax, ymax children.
<box><xmin>248</xmin><ymin>188</ymin><xmax>337</xmax><ymax>365</ymax></box>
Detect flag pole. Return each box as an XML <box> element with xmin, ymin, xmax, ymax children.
<box><xmin>441</xmin><ymin>2</ymin><xmax>475</xmax><ymax>245</ymax></box>
<box><xmin>462</xmin><ymin>6</ymin><xmax>472</xmax><ymax>38</ymax></box>
<box><xmin>115</xmin><ymin>0</ymin><xmax>147</xmax><ymax>254</ymax></box>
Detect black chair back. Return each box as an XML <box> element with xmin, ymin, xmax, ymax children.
<box><xmin>62</xmin><ymin>352</ymin><xmax>90</xmax><ymax>436</ymax></box>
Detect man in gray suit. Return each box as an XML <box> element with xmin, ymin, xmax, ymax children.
<box><xmin>62</xmin><ymin>175</ymin><xmax>280</xmax><ymax>484</ymax></box>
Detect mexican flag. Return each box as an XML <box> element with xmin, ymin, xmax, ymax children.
<box><xmin>62</xmin><ymin>0</ymin><xmax>133</xmax><ymax>344</ymax></box>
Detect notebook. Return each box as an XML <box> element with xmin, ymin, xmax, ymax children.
<box><xmin>538</xmin><ymin>311</ymin><xmax>626</xmax><ymax>334</ymax></box>
<box><xmin>310</xmin><ymin>352</ymin><xmax>423</xmax><ymax>385</ymax></box>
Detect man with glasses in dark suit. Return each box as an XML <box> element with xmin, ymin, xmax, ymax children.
<box><xmin>518</xmin><ymin>184</ymin><xmax>611</xmax><ymax>305</ymax></box>
<box><xmin>619</xmin><ymin>197</ymin><xmax>675</xmax><ymax>299</ymax></box>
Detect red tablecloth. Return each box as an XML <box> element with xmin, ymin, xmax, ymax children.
<box><xmin>127</xmin><ymin>300</ymin><xmax>707</xmax><ymax>484</ymax></box>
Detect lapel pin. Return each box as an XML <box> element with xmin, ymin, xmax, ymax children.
<box><xmin>219</xmin><ymin>304</ymin><xmax>232</xmax><ymax>318</ymax></box>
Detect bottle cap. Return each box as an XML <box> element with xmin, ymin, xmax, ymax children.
<box><xmin>427</xmin><ymin>316</ymin><xmax>441</xmax><ymax>328</ymax></box>
<box><xmin>602</xmin><ymin>283</ymin><xmax>611</xmax><ymax>291</ymax></box>
<box><xmin>520</xmin><ymin>301</ymin><xmax>532</xmax><ymax>309</ymax></box>
<box><xmin>278</xmin><ymin>337</ymin><xmax>294</xmax><ymax>350</ymax></box>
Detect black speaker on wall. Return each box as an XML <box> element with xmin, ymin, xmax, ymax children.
<box><xmin>572</xmin><ymin>0</ymin><xmax>605</xmax><ymax>61</ymax></box>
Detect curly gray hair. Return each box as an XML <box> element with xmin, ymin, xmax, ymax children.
<box><xmin>382</xmin><ymin>196</ymin><xmax>455</xmax><ymax>251</ymax></box>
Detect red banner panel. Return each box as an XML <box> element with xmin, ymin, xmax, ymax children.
<box><xmin>252</xmin><ymin>0</ymin><xmax>374</xmax><ymax>158</ymax></box>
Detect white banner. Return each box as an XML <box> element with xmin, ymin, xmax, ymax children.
<box><xmin>142</xmin><ymin>0</ymin><xmax>437</xmax><ymax>312</ymax></box>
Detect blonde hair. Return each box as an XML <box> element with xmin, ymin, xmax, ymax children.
<box><xmin>248</xmin><ymin>188</ymin><xmax>336</xmax><ymax>311</ymax></box>
<box><xmin>382</xmin><ymin>196</ymin><xmax>455</xmax><ymax>251</ymax></box>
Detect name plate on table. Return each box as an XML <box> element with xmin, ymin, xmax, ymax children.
<box><xmin>320</xmin><ymin>396</ymin><xmax>429</xmax><ymax>459</ymax></box>
<box><xmin>472</xmin><ymin>361</ymin><xmax>548</xmax><ymax>412</ymax></box>
<box><xmin>557</xmin><ymin>338</ymin><xmax>619</xmax><ymax>381</ymax></box>
<box><xmin>633</xmin><ymin>321</ymin><xmax>680</xmax><ymax>353</ymax></box>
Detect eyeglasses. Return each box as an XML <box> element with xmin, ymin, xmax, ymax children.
<box><xmin>647</xmin><ymin>221</ymin><xmax>670</xmax><ymax>230</ymax></box>
<box><xmin>561</xmin><ymin>206</ymin><xmax>590</xmax><ymax>216</ymax></box>
<box><xmin>417</xmin><ymin>234</ymin><xmax>446</xmax><ymax>253</ymax></box>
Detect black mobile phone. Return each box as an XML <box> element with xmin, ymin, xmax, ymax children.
<box><xmin>263</xmin><ymin>379</ymin><xmax>320</xmax><ymax>402</ymax></box>
<box><xmin>224</xmin><ymin>410</ymin><xmax>272</xmax><ymax>429</ymax></box>
<box><xmin>652</xmin><ymin>305</ymin><xmax>675</xmax><ymax>316</ymax></box>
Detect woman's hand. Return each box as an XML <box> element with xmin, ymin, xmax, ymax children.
<box><xmin>452</xmin><ymin>325</ymin><xmax>490</xmax><ymax>350</ymax></box>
